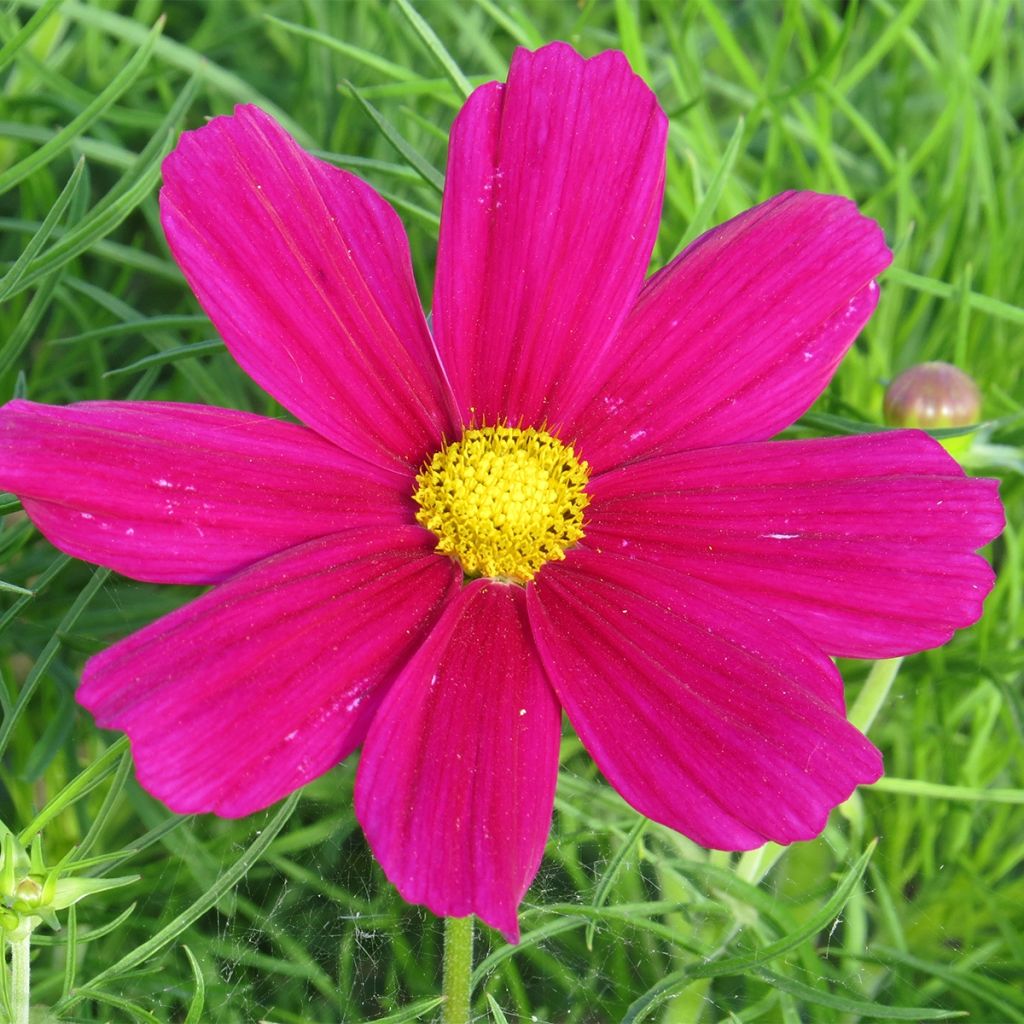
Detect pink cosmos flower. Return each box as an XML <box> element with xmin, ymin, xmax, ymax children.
<box><xmin>0</xmin><ymin>43</ymin><xmax>1003</xmax><ymax>942</ymax></box>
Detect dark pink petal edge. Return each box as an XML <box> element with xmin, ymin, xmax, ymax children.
<box><xmin>356</xmin><ymin>580</ymin><xmax>561</xmax><ymax>942</ymax></box>
<box><xmin>571</xmin><ymin>191</ymin><xmax>893</xmax><ymax>470</ymax></box>
<box><xmin>585</xmin><ymin>430</ymin><xmax>1004</xmax><ymax>658</ymax></box>
<box><xmin>433</xmin><ymin>42</ymin><xmax>667</xmax><ymax>431</ymax></box>
<box><xmin>529</xmin><ymin>549</ymin><xmax>882</xmax><ymax>850</ymax></box>
<box><xmin>0</xmin><ymin>399</ymin><xmax>412</xmax><ymax>585</ymax></box>
<box><xmin>79</xmin><ymin>527</ymin><xmax>460</xmax><ymax>817</ymax></box>
<box><xmin>161</xmin><ymin>104</ymin><xmax>457</xmax><ymax>472</ymax></box>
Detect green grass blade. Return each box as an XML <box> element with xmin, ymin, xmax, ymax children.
<box><xmin>263</xmin><ymin>14</ymin><xmax>417</xmax><ymax>82</ymax></box>
<box><xmin>393</xmin><ymin>0</ymin><xmax>473</xmax><ymax>100</ymax></box>
<box><xmin>103</xmin><ymin>339</ymin><xmax>223</xmax><ymax>377</ymax></box>
<box><xmin>0</xmin><ymin>553</ymin><xmax>70</xmax><ymax>635</ymax></box>
<box><xmin>0</xmin><ymin>0</ymin><xmax>62</xmax><ymax>73</ymax></box>
<box><xmin>622</xmin><ymin>841</ymin><xmax>876</xmax><ymax>1023</ymax></box>
<box><xmin>6</xmin><ymin>75</ymin><xmax>198</xmax><ymax>302</ymax></box>
<box><xmin>343</xmin><ymin>80</ymin><xmax>445</xmax><ymax>193</ymax></box>
<box><xmin>16</xmin><ymin>0</ymin><xmax>309</xmax><ymax>142</ymax></box>
<box><xmin>367</xmin><ymin>997</ymin><xmax>446</xmax><ymax>1023</ymax></box>
<box><xmin>0</xmin><ymin>567</ymin><xmax>110</xmax><ymax>760</ymax></box>
<box><xmin>0</xmin><ymin>15</ymin><xmax>164</xmax><ymax>197</ymax></box>
<box><xmin>586</xmin><ymin>816</ymin><xmax>648</xmax><ymax>950</ymax></box>
<box><xmin>0</xmin><ymin>262</ymin><xmax>64</xmax><ymax>378</ymax></box>
<box><xmin>870</xmin><ymin>777</ymin><xmax>1024</xmax><ymax>804</ymax></box>
<box><xmin>61</xmin><ymin>904</ymin><xmax>78</xmax><ymax>998</ymax></box>
<box><xmin>32</xmin><ymin>903</ymin><xmax>137</xmax><ymax>948</ymax></box>
<box><xmin>54</xmin><ymin>792</ymin><xmax>300</xmax><ymax>1008</ymax></box>
<box><xmin>756</xmin><ymin>968</ymin><xmax>967</xmax><ymax>1020</ymax></box>
<box><xmin>19</xmin><ymin>737</ymin><xmax>130</xmax><ymax>844</ymax></box>
<box><xmin>486</xmin><ymin>994</ymin><xmax>511</xmax><ymax>1024</ymax></box>
<box><xmin>0</xmin><ymin>157</ymin><xmax>85</xmax><ymax>301</ymax></box>
<box><xmin>673</xmin><ymin>116</ymin><xmax>746</xmax><ymax>253</ymax></box>
<box><xmin>181</xmin><ymin>946</ymin><xmax>206</xmax><ymax>1024</ymax></box>
<box><xmin>886</xmin><ymin>266</ymin><xmax>1024</xmax><ymax>326</ymax></box>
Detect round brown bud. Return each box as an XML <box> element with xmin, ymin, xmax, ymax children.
<box><xmin>883</xmin><ymin>362</ymin><xmax>982</xmax><ymax>429</ymax></box>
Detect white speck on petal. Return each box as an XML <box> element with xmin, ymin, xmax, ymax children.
<box><xmin>762</xmin><ymin>533</ymin><xmax>800</xmax><ymax>540</ymax></box>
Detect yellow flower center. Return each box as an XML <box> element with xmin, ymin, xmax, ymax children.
<box><xmin>413</xmin><ymin>425</ymin><xmax>590</xmax><ymax>584</ymax></box>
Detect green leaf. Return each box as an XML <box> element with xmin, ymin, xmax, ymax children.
<box><xmin>870</xmin><ymin>777</ymin><xmax>1024</xmax><ymax>804</ymax></box>
<box><xmin>756</xmin><ymin>967</ymin><xmax>968</xmax><ymax>1020</ymax></box>
<box><xmin>0</xmin><ymin>15</ymin><xmax>164</xmax><ymax>196</ymax></box>
<box><xmin>263</xmin><ymin>14</ymin><xmax>418</xmax><ymax>82</ymax></box>
<box><xmin>181</xmin><ymin>946</ymin><xmax>206</xmax><ymax>1024</ymax></box>
<box><xmin>54</xmin><ymin>792</ymin><xmax>300</xmax><ymax>1011</ymax></box>
<box><xmin>103</xmin><ymin>339</ymin><xmax>224</xmax><ymax>377</ymax></box>
<box><xmin>18</xmin><ymin>736</ymin><xmax>129</xmax><ymax>844</ymax></box>
<box><xmin>393</xmin><ymin>0</ymin><xmax>473</xmax><ymax>99</ymax></box>
<box><xmin>0</xmin><ymin>568</ymin><xmax>110</xmax><ymax>761</ymax></box>
<box><xmin>673</xmin><ymin>116</ymin><xmax>746</xmax><ymax>253</ymax></box>
<box><xmin>586</xmin><ymin>816</ymin><xmax>648</xmax><ymax>950</ymax></box>
<box><xmin>486</xmin><ymin>994</ymin><xmax>511</xmax><ymax>1024</ymax></box>
<box><xmin>886</xmin><ymin>266</ymin><xmax>1024</xmax><ymax>326</ymax></box>
<box><xmin>622</xmin><ymin>842</ymin><xmax>877</xmax><ymax>1023</ymax></box>
<box><xmin>367</xmin><ymin>996</ymin><xmax>445</xmax><ymax>1023</ymax></box>
<box><xmin>50</xmin><ymin>873</ymin><xmax>139</xmax><ymax>912</ymax></box>
<box><xmin>5</xmin><ymin>74</ymin><xmax>198</xmax><ymax>302</ymax></box>
<box><xmin>0</xmin><ymin>0</ymin><xmax>63</xmax><ymax>74</ymax></box>
<box><xmin>343</xmin><ymin>80</ymin><xmax>445</xmax><ymax>193</ymax></box>
<box><xmin>0</xmin><ymin>156</ymin><xmax>84</xmax><ymax>301</ymax></box>
<box><xmin>18</xmin><ymin>0</ymin><xmax>308</xmax><ymax>141</ymax></box>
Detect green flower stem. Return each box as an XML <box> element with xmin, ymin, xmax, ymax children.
<box><xmin>442</xmin><ymin>915</ymin><xmax>473</xmax><ymax>1024</ymax></box>
<box><xmin>847</xmin><ymin>657</ymin><xmax>904</xmax><ymax>733</ymax></box>
<box><xmin>9</xmin><ymin>930</ymin><xmax>32</xmax><ymax>1024</ymax></box>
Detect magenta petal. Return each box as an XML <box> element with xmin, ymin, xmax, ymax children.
<box><xmin>570</xmin><ymin>192</ymin><xmax>893</xmax><ymax>471</ymax></box>
<box><xmin>0</xmin><ymin>399</ymin><xmax>411</xmax><ymax>585</ymax></box>
<box><xmin>355</xmin><ymin>581</ymin><xmax>560</xmax><ymax>942</ymax></box>
<box><xmin>433</xmin><ymin>42</ymin><xmax>667</xmax><ymax>429</ymax></box>
<box><xmin>160</xmin><ymin>105</ymin><xmax>456</xmax><ymax>470</ymax></box>
<box><xmin>586</xmin><ymin>431</ymin><xmax>1004</xmax><ymax>658</ymax></box>
<box><xmin>78</xmin><ymin>527</ymin><xmax>460</xmax><ymax>817</ymax></box>
<box><xmin>529</xmin><ymin>551</ymin><xmax>882</xmax><ymax>850</ymax></box>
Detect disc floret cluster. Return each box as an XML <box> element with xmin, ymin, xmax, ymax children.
<box><xmin>413</xmin><ymin>425</ymin><xmax>590</xmax><ymax>583</ymax></box>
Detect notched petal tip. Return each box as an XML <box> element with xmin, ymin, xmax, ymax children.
<box><xmin>434</xmin><ymin>38</ymin><xmax>667</xmax><ymax>430</ymax></box>
<box><xmin>78</xmin><ymin>529</ymin><xmax>459</xmax><ymax>820</ymax></box>
<box><xmin>530</xmin><ymin>552</ymin><xmax>884</xmax><ymax>852</ymax></box>
<box><xmin>571</xmin><ymin>190</ymin><xmax>892</xmax><ymax>467</ymax></box>
<box><xmin>159</xmin><ymin>100</ymin><xmax>455</xmax><ymax>471</ymax></box>
<box><xmin>587</xmin><ymin>431</ymin><xmax>1005</xmax><ymax>659</ymax></box>
<box><xmin>355</xmin><ymin>583</ymin><xmax>559</xmax><ymax>944</ymax></box>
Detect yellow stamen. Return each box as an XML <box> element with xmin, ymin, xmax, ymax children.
<box><xmin>413</xmin><ymin>425</ymin><xmax>590</xmax><ymax>584</ymax></box>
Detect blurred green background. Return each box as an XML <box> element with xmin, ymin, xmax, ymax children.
<box><xmin>0</xmin><ymin>1</ymin><xmax>1021</xmax><ymax>1021</ymax></box>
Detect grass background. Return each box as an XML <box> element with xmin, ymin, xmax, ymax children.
<box><xmin>1</xmin><ymin>0</ymin><xmax>1022</xmax><ymax>1021</ymax></box>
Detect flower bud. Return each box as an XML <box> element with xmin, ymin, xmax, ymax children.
<box><xmin>13</xmin><ymin>876</ymin><xmax>43</xmax><ymax>909</ymax></box>
<box><xmin>884</xmin><ymin>362</ymin><xmax>982</xmax><ymax>429</ymax></box>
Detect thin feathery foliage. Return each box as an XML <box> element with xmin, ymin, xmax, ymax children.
<box><xmin>0</xmin><ymin>1</ymin><xmax>1021</xmax><ymax>1021</ymax></box>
